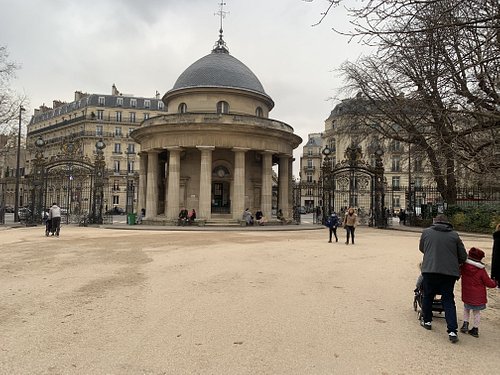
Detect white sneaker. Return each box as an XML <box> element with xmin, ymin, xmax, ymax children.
<box><xmin>448</xmin><ymin>332</ymin><xmax>458</xmax><ymax>343</ymax></box>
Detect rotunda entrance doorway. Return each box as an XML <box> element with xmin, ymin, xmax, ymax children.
<box><xmin>211</xmin><ymin>181</ymin><xmax>230</xmax><ymax>214</ymax></box>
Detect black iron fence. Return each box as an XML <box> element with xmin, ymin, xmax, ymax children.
<box><xmin>293</xmin><ymin>181</ymin><xmax>499</xmax><ymax>227</ymax></box>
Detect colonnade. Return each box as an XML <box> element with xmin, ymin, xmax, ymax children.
<box><xmin>136</xmin><ymin>147</ymin><xmax>292</xmax><ymax>222</ymax></box>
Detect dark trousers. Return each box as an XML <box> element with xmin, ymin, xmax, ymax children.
<box><xmin>345</xmin><ymin>226</ymin><xmax>355</xmax><ymax>243</ymax></box>
<box><xmin>51</xmin><ymin>217</ymin><xmax>61</xmax><ymax>236</ymax></box>
<box><xmin>422</xmin><ymin>273</ymin><xmax>458</xmax><ymax>333</ymax></box>
<box><xmin>329</xmin><ymin>227</ymin><xmax>338</xmax><ymax>242</ymax></box>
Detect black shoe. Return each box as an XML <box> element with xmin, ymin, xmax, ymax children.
<box><xmin>420</xmin><ymin>320</ymin><xmax>432</xmax><ymax>330</ymax></box>
<box><xmin>448</xmin><ymin>332</ymin><xmax>459</xmax><ymax>343</ymax></box>
<box><xmin>468</xmin><ymin>327</ymin><xmax>479</xmax><ymax>337</ymax></box>
<box><xmin>335</xmin><ymin>239</ymin><xmax>338</xmax><ymax>242</ymax></box>
<box><xmin>460</xmin><ymin>322</ymin><xmax>469</xmax><ymax>333</ymax></box>
<box><xmin>328</xmin><ymin>240</ymin><xmax>332</xmax><ymax>243</ymax></box>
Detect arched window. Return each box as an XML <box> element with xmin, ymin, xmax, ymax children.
<box><xmin>178</xmin><ymin>103</ymin><xmax>187</xmax><ymax>113</ymax></box>
<box><xmin>255</xmin><ymin>106</ymin><xmax>263</xmax><ymax>117</ymax></box>
<box><xmin>216</xmin><ymin>101</ymin><xmax>229</xmax><ymax>114</ymax></box>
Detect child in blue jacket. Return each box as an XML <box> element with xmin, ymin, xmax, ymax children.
<box><xmin>326</xmin><ymin>212</ymin><xmax>340</xmax><ymax>243</ymax></box>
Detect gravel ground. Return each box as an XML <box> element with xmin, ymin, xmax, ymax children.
<box><xmin>0</xmin><ymin>225</ymin><xmax>499</xmax><ymax>375</ymax></box>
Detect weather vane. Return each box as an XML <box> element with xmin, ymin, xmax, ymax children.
<box><xmin>215</xmin><ymin>2</ymin><xmax>230</xmax><ymax>36</ymax></box>
<box><xmin>213</xmin><ymin>2</ymin><xmax>230</xmax><ymax>52</ymax></box>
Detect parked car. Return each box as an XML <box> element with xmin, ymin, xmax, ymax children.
<box><xmin>106</xmin><ymin>207</ymin><xmax>125</xmax><ymax>215</ymax></box>
<box><xmin>299</xmin><ymin>206</ymin><xmax>307</xmax><ymax>214</ymax></box>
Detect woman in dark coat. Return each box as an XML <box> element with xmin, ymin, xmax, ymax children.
<box><xmin>491</xmin><ymin>223</ymin><xmax>500</xmax><ymax>284</ymax></box>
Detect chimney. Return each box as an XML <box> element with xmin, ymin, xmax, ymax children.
<box><xmin>75</xmin><ymin>91</ymin><xmax>84</xmax><ymax>101</ymax></box>
<box><xmin>112</xmin><ymin>84</ymin><xmax>120</xmax><ymax>96</ymax></box>
<box><xmin>53</xmin><ymin>100</ymin><xmax>65</xmax><ymax>108</ymax></box>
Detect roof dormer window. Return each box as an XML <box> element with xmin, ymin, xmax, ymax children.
<box><xmin>178</xmin><ymin>103</ymin><xmax>187</xmax><ymax>114</ymax></box>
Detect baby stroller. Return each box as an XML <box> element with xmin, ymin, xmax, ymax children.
<box><xmin>413</xmin><ymin>286</ymin><xmax>445</xmax><ymax>320</ymax></box>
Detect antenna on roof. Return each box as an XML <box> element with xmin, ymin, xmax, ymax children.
<box><xmin>213</xmin><ymin>1</ymin><xmax>230</xmax><ymax>53</ymax></box>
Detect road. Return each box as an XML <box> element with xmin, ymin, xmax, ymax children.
<box><xmin>0</xmin><ymin>225</ymin><xmax>498</xmax><ymax>374</ymax></box>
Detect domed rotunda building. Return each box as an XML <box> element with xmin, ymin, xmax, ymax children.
<box><xmin>132</xmin><ymin>33</ymin><xmax>302</xmax><ymax>224</ymax></box>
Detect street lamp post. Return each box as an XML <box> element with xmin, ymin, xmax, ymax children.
<box><xmin>14</xmin><ymin>105</ymin><xmax>26</xmax><ymax>222</ymax></box>
<box><xmin>321</xmin><ymin>145</ymin><xmax>332</xmax><ymax>222</ymax></box>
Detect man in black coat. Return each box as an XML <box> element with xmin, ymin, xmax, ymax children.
<box><xmin>419</xmin><ymin>214</ymin><xmax>467</xmax><ymax>343</ymax></box>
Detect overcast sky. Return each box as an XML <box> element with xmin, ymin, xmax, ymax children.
<box><xmin>1</xmin><ymin>0</ymin><xmax>370</xmax><ymax>165</ymax></box>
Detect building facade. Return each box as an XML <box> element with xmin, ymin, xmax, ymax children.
<box><xmin>26</xmin><ymin>85</ymin><xmax>166</xmax><ymax>214</ymax></box>
<box><xmin>299</xmin><ymin>96</ymin><xmax>435</xmax><ymax>215</ymax></box>
<box><xmin>298</xmin><ymin>133</ymin><xmax>323</xmax><ymax>212</ymax></box>
<box><xmin>0</xmin><ymin>135</ymin><xmax>27</xmax><ymax>210</ymax></box>
<box><xmin>132</xmin><ymin>35</ymin><xmax>302</xmax><ymax>224</ymax></box>
<box><xmin>324</xmin><ymin>97</ymin><xmax>433</xmax><ymax>213</ymax></box>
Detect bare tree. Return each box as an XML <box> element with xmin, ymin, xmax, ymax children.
<box><xmin>308</xmin><ymin>0</ymin><xmax>500</xmax><ymax>203</ymax></box>
<box><xmin>307</xmin><ymin>0</ymin><xmax>499</xmax><ymax>39</ymax></box>
<box><xmin>0</xmin><ymin>45</ymin><xmax>26</xmax><ymax>133</ymax></box>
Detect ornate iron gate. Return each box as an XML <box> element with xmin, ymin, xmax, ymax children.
<box><xmin>25</xmin><ymin>138</ymin><xmax>109</xmax><ymax>225</ymax></box>
<box><xmin>293</xmin><ymin>144</ymin><xmax>385</xmax><ymax>227</ymax></box>
<box><xmin>321</xmin><ymin>144</ymin><xmax>385</xmax><ymax>227</ymax></box>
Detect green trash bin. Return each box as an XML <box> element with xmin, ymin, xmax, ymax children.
<box><xmin>127</xmin><ymin>213</ymin><xmax>136</xmax><ymax>225</ymax></box>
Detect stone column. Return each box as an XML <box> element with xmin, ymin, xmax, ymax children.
<box><xmin>261</xmin><ymin>151</ymin><xmax>273</xmax><ymax>219</ymax></box>
<box><xmin>232</xmin><ymin>147</ymin><xmax>248</xmax><ymax>220</ymax></box>
<box><xmin>198</xmin><ymin>146</ymin><xmax>214</xmax><ymax>220</ymax></box>
<box><xmin>166</xmin><ymin>147</ymin><xmax>182</xmax><ymax>220</ymax></box>
<box><xmin>279</xmin><ymin>154</ymin><xmax>290</xmax><ymax>216</ymax></box>
<box><xmin>145</xmin><ymin>150</ymin><xmax>159</xmax><ymax>219</ymax></box>
<box><xmin>137</xmin><ymin>152</ymin><xmax>148</xmax><ymax>214</ymax></box>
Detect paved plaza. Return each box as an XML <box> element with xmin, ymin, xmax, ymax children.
<box><xmin>1</xmin><ymin>224</ymin><xmax>499</xmax><ymax>374</ymax></box>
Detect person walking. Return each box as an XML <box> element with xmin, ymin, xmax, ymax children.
<box><xmin>419</xmin><ymin>214</ymin><xmax>467</xmax><ymax>343</ymax></box>
<box><xmin>326</xmin><ymin>212</ymin><xmax>340</xmax><ymax>243</ymax></box>
<box><xmin>459</xmin><ymin>247</ymin><xmax>497</xmax><ymax>338</ymax></box>
<box><xmin>491</xmin><ymin>223</ymin><xmax>500</xmax><ymax>285</ymax></box>
<box><xmin>48</xmin><ymin>203</ymin><xmax>62</xmax><ymax>237</ymax></box>
<box><xmin>343</xmin><ymin>208</ymin><xmax>357</xmax><ymax>245</ymax></box>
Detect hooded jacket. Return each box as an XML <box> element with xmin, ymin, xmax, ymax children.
<box><xmin>419</xmin><ymin>221</ymin><xmax>467</xmax><ymax>278</ymax></box>
<box><xmin>460</xmin><ymin>259</ymin><xmax>497</xmax><ymax>305</ymax></box>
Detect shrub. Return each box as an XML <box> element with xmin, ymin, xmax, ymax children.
<box><xmin>445</xmin><ymin>204</ymin><xmax>499</xmax><ymax>233</ymax></box>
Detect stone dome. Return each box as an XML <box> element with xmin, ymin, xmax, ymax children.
<box><xmin>167</xmin><ymin>48</ymin><xmax>273</xmax><ymax>104</ymax></box>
